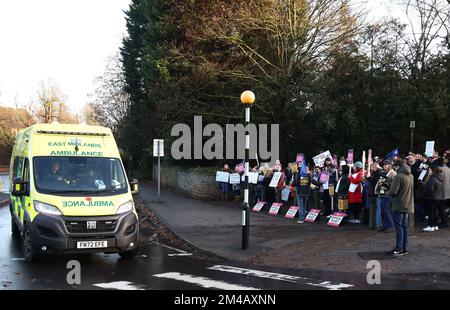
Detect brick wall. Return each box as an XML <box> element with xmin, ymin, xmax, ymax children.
<box><xmin>152</xmin><ymin>163</ymin><xmax>220</xmax><ymax>200</ymax></box>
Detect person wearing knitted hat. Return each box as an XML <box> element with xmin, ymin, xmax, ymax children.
<box><xmin>348</xmin><ymin>161</ymin><xmax>364</xmax><ymax>223</ymax></box>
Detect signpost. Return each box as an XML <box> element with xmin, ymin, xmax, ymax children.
<box><xmin>153</xmin><ymin>139</ymin><xmax>164</xmax><ymax>202</ymax></box>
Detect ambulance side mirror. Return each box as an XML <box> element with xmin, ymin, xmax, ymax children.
<box><xmin>12</xmin><ymin>177</ymin><xmax>29</xmax><ymax>197</ymax></box>
<box><xmin>130</xmin><ymin>178</ymin><xmax>139</xmax><ymax>195</ymax></box>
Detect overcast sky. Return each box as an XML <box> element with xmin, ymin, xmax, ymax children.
<box><xmin>0</xmin><ymin>0</ymin><xmax>408</xmax><ymax>113</ymax></box>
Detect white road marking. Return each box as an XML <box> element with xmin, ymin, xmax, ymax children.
<box><xmin>208</xmin><ymin>265</ymin><xmax>354</xmax><ymax>290</ymax></box>
<box><xmin>12</xmin><ymin>258</ymin><xmax>26</xmax><ymax>261</ymax></box>
<box><xmin>93</xmin><ymin>281</ymin><xmax>145</xmax><ymax>290</ymax></box>
<box><xmin>208</xmin><ymin>265</ymin><xmax>302</xmax><ymax>283</ymax></box>
<box><xmin>167</xmin><ymin>253</ymin><xmax>193</xmax><ymax>257</ymax></box>
<box><xmin>153</xmin><ymin>272</ymin><xmax>260</xmax><ymax>290</ymax></box>
<box><xmin>306</xmin><ymin>281</ymin><xmax>354</xmax><ymax>290</ymax></box>
<box><xmin>150</xmin><ymin>240</ymin><xmax>192</xmax><ymax>257</ymax></box>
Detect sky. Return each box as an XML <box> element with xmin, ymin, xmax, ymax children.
<box><xmin>0</xmin><ymin>0</ymin><xmax>410</xmax><ymax>114</ymax></box>
<box><xmin>0</xmin><ymin>0</ymin><xmax>131</xmax><ymax>113</ymax></box>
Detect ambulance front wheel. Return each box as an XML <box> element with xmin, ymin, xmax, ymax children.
<box><xmin>118</xmin><ymin>249</ymin><xmax>138</xmax><ymax>259</ymax></box>
<box><xmin>21</xmin><ymin>222</ymin><xmax>39</xmax><ymax>262</ymax></box>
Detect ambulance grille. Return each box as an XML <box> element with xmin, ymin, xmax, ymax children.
<box><xmin>65</xmin><ymin>220</ymin><xmax>117</xmax><ymax>233</ymax></box>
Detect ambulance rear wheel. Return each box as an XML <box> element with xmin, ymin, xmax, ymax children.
<box><xmin>21</xmin><ymin>223</ymin><xmax>39</xmax><ymax>262</ymax></box>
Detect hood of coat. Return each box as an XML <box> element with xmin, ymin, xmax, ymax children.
<box><xmin>432</xmin><ymin>169</ymin><xmax>444</xmax><ymax>182</ymax></box>
<box><xmin>396</xmin><ymin>164</ymin><xmax>411</xmax><ymax>175</ymax></box>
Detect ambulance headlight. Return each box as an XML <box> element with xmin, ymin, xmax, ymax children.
<box><xmin>34</xmin><ymin>201</ymin><xmax>62</xmax><ymax>216</ymax></box>
<box><xmin>116</xmin><ymin>200</ymin><xmax>134</xmax><ymax>214</ymax></box>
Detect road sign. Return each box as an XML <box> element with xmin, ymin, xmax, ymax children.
<box><xmin>153</xmin><ymin>139</ymin><xmax>164</xmax><ymax>157</ymax></box>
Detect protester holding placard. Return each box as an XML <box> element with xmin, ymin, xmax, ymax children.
<box><xmin>368</xmin><ymin>163</ymin><xmax>383</xmax><ymax>229</ymax></box>
<box><xmin>232</xmin><ymin>164</ymin><xmax>242</xmax><ymax>202</ymax></box>
<box><xmin>336</xmin><ymin>165</ymin><xmax>350</xmax><ymax>218</ymax></box>
<box><xmin>290</xmin><ymin>161</ymin><xmax>311</xmax><ymax>223</ymax></box>
<box><xmin>322</xmin><ymin>157</ymin><xmax>337</xmax><ymax>217</ymax></box>
<box><xmin>375</xmin><ymin>160</ymin><xmax>396</xmax><ymax>231</ymax></box>
<box><xmin>422</xmin><ymin>161</ymin><xmax>445</xmax><ymax>232</ymax></box>
<box><xmin>348</xmin><ymin>161</ymin><xmax>364</xmax><ymax>223</ymax></box>
<box><xmin>309</xmin><ymin>165</ymin><xmax>322</xmax><ymax>211</ymax></box>
<box><xmin>219</xmin><ymin>164</ymin><xmax>232</xmax><ymax>201</ymax></box>
<box><xmin>273</xmin><ymin>162</ymin><xmax>286</xmax><ymax>203</ymax></box>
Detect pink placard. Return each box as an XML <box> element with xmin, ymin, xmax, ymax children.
<box><xmin>296</xmin><ymin>153</ymin><xmax>304</xmax><ymax>164</ymax></box>
<box><xmin>268</xmin><ymin>203</ymin><xmax>282</xmax><ymax>215</ymax></box>
<box><xmin>305</xmin><ymin>209</ymin><xmax>321</xmax><ymax>222</ymax></box>
<box><xmin>319</xmin><ymin>171</ymin><xmax>329</xmax><ymax>183</ymax></box>
<box><xmin>327</xmin><ymin>212</ymin><xmax>347</xmax><ymax>227</ymax></box>
<box><xmin>252</xmin><ymin>201</ymin><xmax>266</xmax><ymax>212</ymax></box>
<box><xmin>347</xmin><ymin>149</ymin><xmax>354</xmax><ymax>164</ymax></box>
<box><xmin>285</xmin><ymin>206</ymin><xmax>299</xmax><ymax>219</ymax></box>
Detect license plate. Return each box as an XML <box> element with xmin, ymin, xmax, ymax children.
<box><xmin>76</xmin><ymin>241</ymin><xmax>107</xmax><ymax>249</ymax></box>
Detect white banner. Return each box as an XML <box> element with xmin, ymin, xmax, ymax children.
<box><xmin>216</xmin><ymin>171</ymin><xmax>229</xmax><ymax>183</ymax></box>
<box><xmin>269</xmin><ymin>172</ymin><xmax>282</xmax><ymax>188</ymax></box>
<box><xmin>313</xmin><ymin>150</ymin><xmax>332</xmax><ymax>167</ymax></box>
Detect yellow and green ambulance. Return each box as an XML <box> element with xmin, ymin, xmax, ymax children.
<box><xmin>9</xmin><ymin>123</ymin><xmax>139</xmax><ymax>261</ymax></box>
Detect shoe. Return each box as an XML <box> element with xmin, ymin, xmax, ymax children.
<box><xmin>423</xmin><ymin>226</ymin><xmax>435</xmax><ymax>232</ymax></box>
<box><xmin>297</xmin><ymin>220</ymin><xmax>304</xmax><ymax>224</ymax></box>
<box><xmin>402</xmin><ymin>250</ymin><xmax>409</xmax><ymax>255</ymax></box>
<box><xmin>348</xmin><ymin>219</ymin><xmax>355</xmax><ymax>223</ymax></box>
<box><xmin>326</xmin><ymin>215</ymin><xmax>332</xmax><ymax>219</ymax></box>
<box><xmin>392</xmin><ymin>249</ymin><xmax>404</xmax><ymax>256</ymax></box>
<box><xmin>353</xmin><ymin>219</ymin><xmax>361</xmax><ymax>224</ymax></box>
<box><xmin>434</xmin><ymin>226</ymin><xmax>439</xmax><ymax>231</ymax></box>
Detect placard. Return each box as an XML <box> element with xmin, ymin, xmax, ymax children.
<box><xmin>235</xmin><ymin>162</ymin><xmax>245</xmax><ymax>173</ymax></box>
<box><xmin>328</xmin><ymin>184</ymin><xmax>335</xmax><ymax>196</ymax></box>
<box><xmin>425</xmin><ymin>141</ymin><xmax>435</xmax><ymax>157</ymax></box>
<box><xmin>216</xmin><ymin>171</ymin><xmax>229</xmax><ymax>183</ymax></box>
<box><xmin>327</xmin><ymin>212</ymin><xmax>347</xmax><ymax>227</ymax></box>
<box><xmin>418</xmin><ymin>169</ymin><xmax>427</xmax><ymax>182</ymax></box>
<box><xmin>338</xmin><ymin>198</ymin><xmax>348</xmax><ymax>211</ymax></box>
<box><xmin>229</xmin><ymin>173</ymin><xmax>241</xmax><ymax>184</ymax></box>
<box><xmin>269</xmin><ymin>172</ymin><xmax>282</xmax><ymax>187</ymax></box>
<box><xmin>268</xmin><ymin>203</ymin><xmax>282</xmax><ymax>215</ymax></box>
<box><xmin>295</xmin><ymin>153</ymin><xmax>305</xmax><ymax>163</ymax></box>
<box><xmin>285</xmin><ymin>206</ymin><xmax>299</xmax><ymax>219</ymax></box>
<box><xmin>319</xmin><ymin>171</ymin><xmax>329</xmax><ymax>183</ymax></box>
<box><xmin>248</xmin><ymin>172</ymin><xmax>259</xmax><ymax>184</ymax></box>
<box><xmin>305</xmin><ymin>209</ymin><xmax>321</xmax><ymax>222</ymax></box>
<box><xmin>347</xmin><ymin>149</ymin><xmax>354</xmax><ymax>164</ymax></box>
<box><xmin>281</xmin><ymin>187</ymin><xmax>290</xmax><ymax>201</ymax></box>
<box><xmin>252</xmin><ymin>201</ymin><xmax>266</xmax><ymax>212</ymax></box>
<box><xmin>313</xmin><ymin>151</ymin><xmax>332</xmax><ymax>167</ymax></box>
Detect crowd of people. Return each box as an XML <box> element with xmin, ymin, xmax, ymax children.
<box><xmin>218</xmin><ymin>150</ymin><xmax>450</xmax><ymax>254</ymax></box>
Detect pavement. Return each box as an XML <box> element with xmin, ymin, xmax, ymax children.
<box><xmin>140</xmin><ymin>181</ymin><xmax>450</xmax><ymax>277</ymax></box>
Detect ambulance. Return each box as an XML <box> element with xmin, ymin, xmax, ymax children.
<box><xmin>9</xmin><ymin>123</ymin><xmax>140</xmax><ymax>261</ymax></box>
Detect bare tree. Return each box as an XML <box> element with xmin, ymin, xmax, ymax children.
<box><xmin>87</xmin><ymin>53</ymin><xmax>131</xmax><ymax>132</ymax></box>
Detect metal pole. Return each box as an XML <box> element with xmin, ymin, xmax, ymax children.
<box><xmin>242</xmin><ymin>107</ymin><xmax>250</xmax><ymax>250</ymax></box>
<box><xmin>410</xmin><ymin>128</ymin><xmax>414</xmax><ymax>152</ymax></box>
<box><xmin>157</xmin><ymin>140</ymin><xmax>161</xmax><ymax>203</ymax></box>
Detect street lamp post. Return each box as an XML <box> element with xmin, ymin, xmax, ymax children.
<box><xmin>410</xmin><ymin>121</ymin><xmax>415</xmax><ymax>152</ymax></box>
<box><xmin>240</xmin><ymin>90</ymin><xmax>255</xmax><ymax>250</ymax></box>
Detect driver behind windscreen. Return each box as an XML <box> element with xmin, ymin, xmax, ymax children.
<box><xmin>44</xmin><ymin>159</ymin><xmax>66</xmax><ymax>185</ymax></box>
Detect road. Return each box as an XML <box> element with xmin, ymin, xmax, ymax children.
<box><xmin>0</xmin><ymin>205</ymin><xmax>447</xmax><ymax>290</ymax></box>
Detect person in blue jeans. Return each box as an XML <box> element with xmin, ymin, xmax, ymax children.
<box><xmin>386</xmin><ymin>158</ymin><xmax>414</xmax><ymax>256</ymax></box>
<box><xmin>375</xmin><ymin>160</ymin><xmax>397</xmax><ymax>231</ymax></box>
<box><xmin>290</xmin><ymin>161</ymin><xmax>311</xmax><ymax>223</ymax></box>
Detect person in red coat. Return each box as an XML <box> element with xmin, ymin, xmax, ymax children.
<box><xmin>348</xmin><ymin>161</ymin><xmax>364</xmax><ymax>223</ymax></box>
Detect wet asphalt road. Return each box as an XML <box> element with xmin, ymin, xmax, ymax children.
<box><xmin>0</xmin><ymin>206</ymin><xmax>449</xmax><ymax>290</ymax></box>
